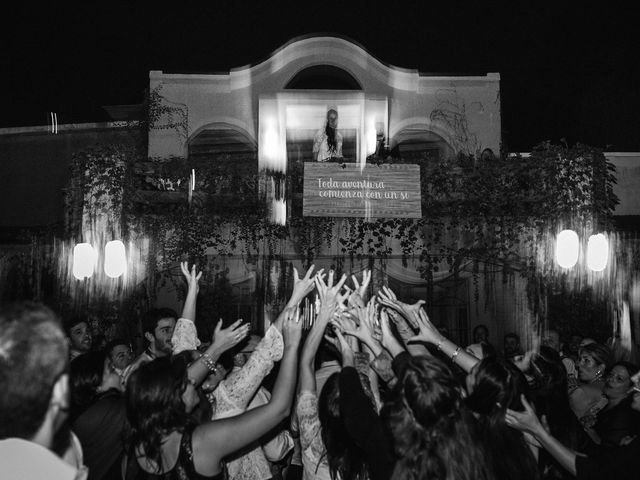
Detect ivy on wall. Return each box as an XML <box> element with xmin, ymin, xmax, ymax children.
<box><xmin>49</xmin><ymin>83</ymin><xmax>622</xmax><ymax>339</ymax></box>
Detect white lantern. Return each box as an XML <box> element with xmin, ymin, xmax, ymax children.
<box><xmin>104</xmin><ymin>240</ymin><xmax>127</xmax><ymax>278</ymax></box>
<box><xmin>72</xmin><ymin>243</ymin><xmax>97</xmax><ymax>280</ymax></box>
<box><xmin>555</xmin><ymin>230</ymin><xmax>579</xmax><ymax>269</ymax></box>
<box><xmin>587</xmin><ymin>234</ymin><xmax>609</xmax><ymax>272</ymax></box>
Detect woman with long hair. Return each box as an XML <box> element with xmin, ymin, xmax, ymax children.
<box><xmin>382</xmin><ymin>354</ymin><xmax>493</xmax><ymax>480</ymax></box>
<box><xmin>465</xmin><ymin>356</ymin><xmax>540</xmax><ymax>480</ymax></box>
<box><xmin>69</xmin><ymin>350</ymin><xmax>127</xmax><ymax>480</ymax></box>
<box><xmin>313</xmin><ymin>109</ymin><xmax>343</xmax><ymax>162</ymax></box>
<box><xmin>527</xmin><ymin>346</ymin><xmax>586</xmax><ymax>479</ymax></box>
<box><xmin>406</xmin><ymin>308</ymin><xmax>538</xmax><ymax>480</ymax></box>
<box><xmin>124</xmin><ymin>311</ymin><xmax>302</xmax><ymax>479</ymax></box>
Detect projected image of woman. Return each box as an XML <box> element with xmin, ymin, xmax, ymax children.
<box><xmin>313</xmin><ymin>109</ymin><xmax>343</xmax><ymax>161</ymax></box>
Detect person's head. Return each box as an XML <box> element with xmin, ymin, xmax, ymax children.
<box><xmin>381</xmin><ymin>355</ymin><xmax>492</xmax><ymax>480</ymax></box>
<box><xmin>465</xmin><ymin>357</ymin><xmax>539</xmax><ymax>480</ymax></box>
<box><xmin>465</xmin><ymin>357</ymin><xmax>529</xmax><ymax>415</ymax></box>
<box><xmin>542</xmin><ymin>329</ymin><xmax>561</xmax><ymax>352</ymax></box>
<box><xmin>69</xmin><ymin>350</ymin><xmax>123</xmax><ymax>421</ymax></box>
<box><xmin>473</xmin><ymin>324</ymin><xmax>489</xmax><ymax>344</ymax></box>
<box><xmin>126</xmin><ymin>355</ymin><xmax>198</xmax><ymax>468</ymax></box>
<box><xmin>142</xmin><ymin>308</ymin><xmax>177</xmax><ymax>357</ymax></box>
<box><xmin>326</xmin><ymin>109</ymin><xmax>338</xmax><ymax>129</ymax></box>
<box><xmin>318</xmin><ymin>373</ymin><xmax>369</xmax><ymax>480</ymax></box>
<box><xmin>64</xmin><ymin>316</ymin><xmax>92</xmax><ymax>354</ymax></box>
<box><xmin>0</xmin><ymin>302</ymin><xmax>69</xmax><ymax>443</ymax></box>
<box><xmin>568</xmin><ymin>334</ymin><xmax>583</xmax><ymax>354</ymax></box>
<box><xmin>579</xmin><ymin>337</ymin><xmax>596</xmax><ymax>348</ymax></box>
<box><xmin>105</xmin><ymin>338</ymin><xmax>133</xmax><ymax>371</ymax></box>
<box><xmin>603</xmin><ymin>361</ymin><xmax>638</xmax><ymax>402</ymax></box>
<box><xmin>577</xmin><ymin>342</ymin><xmax>610</xmax><ymax>382</ymax></box>
<box><xmin>503</xmin><ymin>333</ymin><xmax>521</xmax><ymax>357</ymax></box>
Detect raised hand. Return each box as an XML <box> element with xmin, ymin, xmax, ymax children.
<box><xmin>337</xmin><ymin>298</ymin><xmax>382</xmax><ymax>351</ymax></box>
<box><xmin>324</xmin><ymin>328</ymin><xmax>355</xmax><ymax>367</ymax></box>
<box><xmin>180</xmin><ymin>261</ymin><xmax>203</xmax><ymax>294</ymax></box>
<box><xmin>379</xmin><ymin>309</ymin><xmax>404</xmax><ymax>355</ymax></box>
<box><xmin>377</xmin><ymin>286</ymin><xmax>425</xmax><ymax>328</ymax></box>
<box><xmin>505</xmin><ymin>394</ymin><xmax>545</xmax><ymax>436</ymax></box>
<box><xmin>314</xmin><ymin>270</ymin><xmax>348</xmax><ymax>323</ymax></box>
<box><xmin>211</xmin><ymin>319</ymin><xmax>250</xmax><ymax>353</ymax></box>
<box><xmin>289</xmin><ymin>265</ymin><xmax>323</xmax><ymax>307</ymax></box>
<box><xmin>407</xmin><ymin>307</ymin><xmax>442</xmax><ymax>345</ymax></box>
<box><xmin>349</xmin><ymin>269</ymin><xmax>372</xmax><ymax>305</ymax></box>
<box><xmin>282</xmin><ymin>307</ymin><xmax>303</xmax><ymax>349</ymax></box>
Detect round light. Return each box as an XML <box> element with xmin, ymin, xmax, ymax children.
<box><xmin>72</xmin><ymin>243</ymin><xmax>97</xmax><ymax>280</ymax></box>
<box><xmin>555</xmin><ymin>230</ymin><xmax>579</xmax><ymax>269</ymax></box>
<box><xmin>587</xmin><ymin>234</ymin><xmax>609</xmax><ymax>272</ymax></box>
<box><xmin>104</xmin><ymin>240</ymin><xmax>127</xmax><ymax>278</ymax></box>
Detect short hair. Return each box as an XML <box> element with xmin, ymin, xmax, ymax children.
<box><xmin>142</xmin><ymin>308</ymin><xmax>178</xmax><ymax>337</ymax></box>
<box><xmin>473</xmin><ymin>324</ymin><xmax>489</xmax><ymax>335</ymax></box>
<box><xmin>105</xmin><ymin>338</ymin><xmax>129</xmax><ymax>356</ymax></box>
<box><xmin>504</xmin><ymin>333</ymin><xmax>520</xmax><ymax>343</ymax></box>
<box><xmin>0</xmin><ymin>302</ymin><xmax>68</xmax><ymax>439</ymax></box>
<box><xmin>63</xmin><ymin>315</ymin><xmax>89</xmax><ymax>337</ymax></box>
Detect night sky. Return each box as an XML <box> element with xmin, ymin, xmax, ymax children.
<box><xmin>2</xmin><ymin>3</ymin><xmax>639</xmax><ymax>152</ymax></box>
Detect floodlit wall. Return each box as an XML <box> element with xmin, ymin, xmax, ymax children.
<box><xmin>148</xmin><ymin>36</ymin><xmax>501</xmax><ymax>159</ymax></box>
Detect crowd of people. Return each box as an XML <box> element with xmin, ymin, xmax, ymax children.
<box><xmin>1</xmin><ymin>262</ymin><xmax>640</xmax><ymax>480</ymax></box>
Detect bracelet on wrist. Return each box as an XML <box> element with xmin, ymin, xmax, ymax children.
<box><xmin>450</xmin><ymin>346</ymin><xmax>461</xmax><ymax>362</ymax></box>
<box><xmin>199</xmin><ymin>352</ymin><xmax>218</xmax><ymax>374</ymax></box>
<box><xmin>436</xmin><ymin>337</ymin><xmax>445</xmax><ymax>352</ymax></box>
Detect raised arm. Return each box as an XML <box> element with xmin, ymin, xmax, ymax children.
<box><xmin>377</xmin><ymin>286</ymin><xmax>424</xmax><ymax>328</ymax></box>
<box><xmin>409</xmin><ymin>308</ymin><xmax>479</xmax><ymax>373</ymax></box>
<box><xmin>379</xmin><ymin>309</ymin><xmax>406</xmax><ymax>358</ymax></box>
<box><xmin>194</xmin><ymin>310</ymin><xmax>302</xmax><ymax>469</ymax></box>
<box><xmin>299</xmin><ymin>271</ymin><xmax>347</xmax><ymax>394</ymax></box>
<box><xmin>385</xmin><ymin>308</ymin><xmax>431</xmax><ymax>357</ymax></box>
<box><xmin>180</xmin><ymin>261</ymin><xmax>202</xmax><ymax>322</ymax></box>
<box><xmin>506</xmin><ymin>395</ymin><xmax>580</xmax><ymax>476</ymax></box>
<box><xmin>336</xmin><ymin>297</ymin><xmax>383</xmax><ymax>357</ymax></box>
<box><xmin>187</xmin><ymin>319</ymin><xmax>249</xmax><ymax>386</ymax></box>
<box><xmin>171</xmin><ymin>262</ymin><xmax>204</xmax><ymax>354</ymax></box>
<box><xmin>286</xmin><ymin>265</ymin><xmax>323</xmax><ymax>311</ymax></box>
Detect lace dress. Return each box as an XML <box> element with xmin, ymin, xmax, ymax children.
<box><xmin>296</xmin><ymin>391</ymin><xmax>331</xmax><ymax>480</ymax></box>
<box><xmin>171</xmin><ymin>320</ymin><xmax>287</xmax><ymax>480</ymax></box>
<box><xmin>212</xmin><ymin>325</ymin><xmax>285</xmax><ymax>480</ymax></box>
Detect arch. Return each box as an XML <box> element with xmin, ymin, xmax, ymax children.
<box><xmin>284</xmin><ymin>64</ymin><xmax>362</xmax><ymax>90</ymax></box>
<box><xmin>390</xmin><ymin>119</ymin><xmax>455</xmax><ymax>163</ymax></box>
<box><xmin>390</xmin><ymin>117</ymin><xmax>455</xmax><ymax>149</ymax></box>
<box><xmin>187</xmin><ymin>121</ymin><xmax>257</xmax><ymax>160</ymax></box>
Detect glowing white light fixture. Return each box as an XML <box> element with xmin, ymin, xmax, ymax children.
<box><xmin>72</xmin><ymin>243</ymin><xmax>97</xmax><ymax>280</ymax></box>
<box><xmin>587</xmin><ymin>233</ymin><xmax>609</xmax><ymax>272</ymax></box>
<box><xmin>555</xmin><ymin>230</ymin><xmax>579</xmax><ymax>268</ymax></box>
<box><xmin>104</xmin><ymin>240</ymin><xmax>127</xmax><ymax>278</ymax></box>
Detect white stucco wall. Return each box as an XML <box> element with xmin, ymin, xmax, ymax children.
<box><xmin>148</xmin><ymin>35</ymin><xmax>501</xmax><ymax>159</ymax></box>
